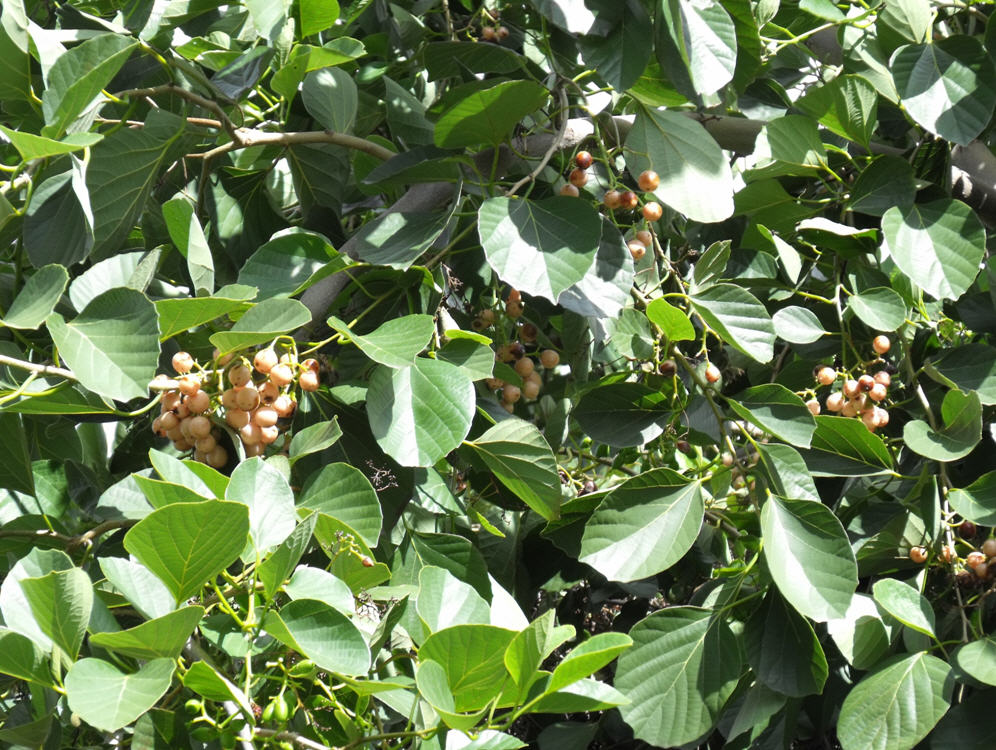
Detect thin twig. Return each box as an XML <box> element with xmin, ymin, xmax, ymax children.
<box><xmin>118</xmin><ymin>84</ymin><xmax>238</xmax><ymax>138</ymax></box>
<box><xmin>505</xmin><ymin>86</ymin><xmax>570</xmax><ymax>197</ymax></box>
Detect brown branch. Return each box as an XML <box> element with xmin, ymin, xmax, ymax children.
<box><xmin>118</xmin><ymin>84</ymin><xmax>238</xmax><ymax>138</ymax></box>
<box><xmin>234</xmin><ymin>128</ymin><xmax>396</xmax><ymax>161</ymax></box>
<box><xmin>0</xmin><ymin>519</ymin><xmax>135</xmax><ymax>547</ymax></box>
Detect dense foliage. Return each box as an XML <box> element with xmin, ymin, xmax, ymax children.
<box><xmin>3</xmin><ymin>0</ymin><xmax>996</xmax><ymax>747</ymax></box>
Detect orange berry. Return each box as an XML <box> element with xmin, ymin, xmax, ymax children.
<box><xmin>941</xmin><ymin>545</ymin><xmax>956</xmax><ymax>563</ymax></box>
<box><xmin>496</xmin><ymin>25</ymin><xmax>509</xmax><ymax>39</ymax></box>
<box><xmin>151</xmin><ymin>416</ymin><xmax>164</xmax><ymax>436</ymax></box>
<box><xmin>637</xmin><ymin>170</ymin><xmax>660</xmax><ymax>191</ymax></box>
<box><xmin>239</xmin><ymin>422</ymin><xmax>262</xmax><ymax>445</ymax></box>
<box><xmin>481</xmin><ymin>25</ymin><xmax>496</xmax><ymax>40</ymax></box>
<box><xmin>260</xmin><ymin>425</ymin><xmax>280</xmax><ymax>444</ymax></box>
<box><xmin>254</xmin><ymin>348</ymin><xmax>277</xmax><ymax>374</ymax></box>
<box><xmin>874</xmin><ymin>371</ymin><xmax>892</xmax><ymax>387</ymax></box>
<box><xmin>503</xmin><ymin>384</ymin><xmax>521</xmax><ymax>403</ymax></box>
<box><xmin>575</xmin><ymin>151</ymin><xmax>593</xmax><ymax>169</ymax></box>
<box><xmin>522</xmin><ymin>380</ymin><xmax>540</xmax><ymax>400</ymax></box>
<box><xmin>603</xmin><ymin>190</ymin><xmax>622</xmax><ymax>209</ymax></box>
<box><xmin>628</xmin><ymin>241</ymin><xmax>646</xmax><ymax>261</ymax></box>
<box><xmin>160</xmin><ymin>411</ymin><xmax>179</xmax><ymax>431</ymax></box>
<box><xmin>228</xmin><ymin>364</ymin><xmax>253</xmax><ymax>388</ymax></box>
<box><xmin>206</xmin><ymin>446</ymin><xmax>228</xmax><ymax>468</ymax></box>
<box><xmin>873</xmin><ymin>335</ymin><xmax>891</xmax><ymax>355</ymax></box>
<box><xmin>858</xmin><ymin>374</ymin><xmax>875</xmax><ymax>392</ymax></box>
<box><xmin>560</xmin><ymin>184</ymin><xmax>579</xmax><ymax>197</ymax></box>
<box><xmin>173</xmin><ymin>438</ymin><xmax>193</xmax><ymax>452</ymax></box>
<box><xmin>816</xmin><ymin>366</ymin><xmax>836</xmax><ymax>386</ymax></box>
<box><xmin>704</xmin><ymin>363</ymin><xmax>721</xmax><ymax>384</ymax></box>
<box><xmin>540</xmin><ymin>349</ymin><xmax>560</xmax><ymax>369</ymax></box>
<box><xmin>506</xmin><ymin>299</ymin><xmax>524</xmax><ymax>318</ymax></box>
<box><xmin>186</xmin><ymin>390</ymin><xmax>211</xmax><ymax>414</ymax></box>
<box><xmin>273</xmin><ymin>395</ymin><xmax>296</xmax><ymax>417</ymax></box>
<box><xmin>226</xmin><ymin>409</ymin><xmax>250</xmax><ymax>429</ymax></box>
<box><xmin>806</xmin><ymin>398</ymin><xmax>820</xmax><ymax>416</ymax></box>
<box><xmin>514</xmin><ymin>358</ymin><xmax>535</xmax><ymax>377</ymax></box>
<box><xmin>269</xmin><ymin>364</ymin><xmax>294</xmax><ymax>387</ymax></box>
<box><xmin>869</xmin><ymin>383</ymin><xmax>888</xmax><ymax>402</ymax></box>
<box><xmin>642</xmin><ymin>202</ymin><xmax>663</xmax><ymax>222</ymax></box>
<box><xmin>189</xmin><ymin>415</ymin><xmax>212</xmax><ymax>439</ymax></box>
<box><xmin>221</xmin><ymin>388</ymin><xmax>238</xmax><ymax>410</ymax></box>
<box><xmin>843</xmin><ymin>379</ymin><xmax>860</xmax><ymax>399</ymax></box>
<box><xmin>195</xmin><ymin>435</ymin><xmax>217</xmax><ymax>453</ymax></box>
<box><xmin>259</xmin><ymin>381</ymin><xmax>279</xmax><ymax>403</ymax></box>
<box><xmin>967</xmin><ymin>550</ymin><xmax>986</xmax><ymax>567</ymax></box>
<box><xmin>244</xmin><ymin>442</ymin><xmax>265</xmax><ymax>457</ymax></box>
<box><xmin>253</xmin><ymin>407</ymin><xmax>279</xmax><ymax>428</ymax></box>
<box><xmin>909</xmin><ymin>546</ymin><xmax>927</xmax><ymax>564</ymax></box>
<box><xmin>177</xmin><ymin>375</ymin><xmax>200</xmax><ymax>397</ymax></box>
<box><xmin>161</xmin><ymin>390</ymin><xmax>181</xmax><ymax>412</ymax></box>
<box><xmin>635</xmin><ymin>230</ymin><xmax>653</xmax><ymax>247</ymax></box>
<box><xmin>983</xmin><ymin>539</ymin><xmax>996</xmax><ymax>557</ymax></box>
<box><xmin>172</xmin><ymin>351</ymin><xmax>194</xmax><ymax>374</ymax></box>
<box><xmin>299</xmin><ymin>370</ymin><xmax>320</xmax><ymax>391</ymax></box>
<box><xmin>569</xmin><ymin>168</ymin><xmax>588</xmax><ymax>187</ymax></box>
<box><xmin>825</xmin><ymin>392</ymin><xmax>844</xmax><ymax>412</ymax></box>
<box><xmin>213</xmin><ymin>348</ymin><xmax>234</xmax><ymax>366</ymax></box>
<box><xmin>620</xmin><ymin>190</ymin><xmax>639</xmax><ymax>209</ymax></box>
<box><xmin>235</xmin><ymin>386</ymin><xmax>260</xmax><ymax>411</ymax></box>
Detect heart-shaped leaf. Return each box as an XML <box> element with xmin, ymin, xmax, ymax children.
<box><xmin>65</xmin><ymin>658</ymin><xmax>175</xmax><ymax>732</ymax></box>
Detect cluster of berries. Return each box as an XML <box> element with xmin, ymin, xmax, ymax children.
<box><xmin>808</xmin><ymin>336</ymin><xmax>893</xmax><ymax>431</ymax></box>
<box><xmin>910</xmin><ymin>536</ymin><xmax>996</xmax><ymax>581</ymax></box>
<box><xmin>486</xmin><ymin>344</ymin><xmax>560</xmax><ymax>411</ymax></box>
<box><xmin>480</xmin><ymin>24</ymin><xmax>510</xmax><ymax>41</ymax></box>
<box><xmin>151</xmin><ymin>347</ymin><xmax>320</xmax><ymax>466</ymax></box>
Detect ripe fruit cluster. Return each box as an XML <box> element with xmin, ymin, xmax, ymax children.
<box><xmin>487</xmin><ymin>345</ymin><xmax>560</xmax><ymax>411</ymax></box>
<box><xmin>151</xmin><ymin>347</ymin><xmax>318</xmax><ymax>466</ymax></box>
<box><xmin>810</xmin><ymin>338</ymin><xmax>893</xmax><ymax>431</ymax></box>
<box><xmin>480</xmin><ymin>24</ymin><xmax>509</xmax><ymax>42</ymax></box>
<box><xmin>909</xmin><ymin>537</ymin><xmax>996</xmax><ymax>581</ymax></box>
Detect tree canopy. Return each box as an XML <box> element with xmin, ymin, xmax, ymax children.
<box><xmin>2</xmin><ymin>0</ymin><xmax>996</xmax><ymax>748</ymax></box>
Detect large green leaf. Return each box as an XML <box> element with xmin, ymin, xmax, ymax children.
<box><xmin>47</xmin><ymin>288</ymin><xmax>161</xmax><ymax>402</ymax></box>
<box><xmin>837</xmin><ymin>652</ymin><xmax>953</xmax><ymax>750</ymax></box>
<box><xmin>578</xmin><ymin>0</ymin><xmax>652</xmax><ymax>91</ymax></box>
<box><xmin>65</xmin><ymin>658</ymin><xmax>175</xmax><ymax>733</ymax></box>
<box><xmin>263</xmin><ymin>598</ymin><xmax>370</xmax><ymax>676</ymax></box>
<box><xmin>0</xmin><ymin>628</ymin><xmax>52</xmax><ymax>685</ymax></box>
<box><xmin>23</xmin><ymin>172</ymin><xmax>92</xmax><ymax>268</ymax></box>
<box><xmin>826</xmin><ymin>593</ymin><xmax>892</xmax><ymax>670</ymax></box>
<box><xmin>760</xmin><ymin>494</ymin><xmax>858</xmax><ymax>621</ymax></box>
<box><xmin>98</xmin><ymin>557</ymin><xmax>175</xmax><ymax>620</ymax></box>
<box><xmin>892</xmin><ymin>37</ymin><xmax>996</xmax><ymax>145</ymax></box>
<box><xmin>162</xmin><ymin>198</ymin><xmax>214</xmax><ymax>296</ymax></box>
<box><xmin>757</xmin><ymin>443</ymin><xmax>820</xmax><ymax>503</ymax></box>
<box><xmin>258</xmin><ymin>514</ymin><xmax>318</xmax><ymax>600</ymax></box>
<box><xmin>881</xmin><ymin>199</ymin><xmax>985</xmax><ymax>301</ymax></box>
<box><xmin>772</xmin><ymin>306</ymin><xmax>827</xmax><ymax>344</ymax></box>
<box><xmin>615</xmin><ymin>607</ymin><xmax>741</xmax><ymax>747</ymax></box>
<box><xmin>434</xmin><ymin>80</ymin><xmax>548</xmax><ymax>149</ymax></box>
<box><xmin>477</xmin><ymin>197</ymin><xmax>601</xmax><ymax>303</ymax></box>
<box><xmin>3</xmin><ymin>264</ymin><xmax>69</xmax><ymax>330</ymax></box>
<box><xmin>690</xmin><ymin>283</ymin><xmax>775</xmax><ymax>363</ymax></box>
<box><xmin>747</xmin><ymin>115</ymin><xmax>827</xmax><ymax>178</ymax></box>
<box><xmin>367</xmin><ymin>359</ymin><xmax>475</xmax><ymax>468</ymax></box>
<box><xmin>624</xmin><ymin>108</ymin><xmax>735</xmax><ymax>223</ymax></box>
<box><xmin>646</xmin><ymin>298</ymin><xmax>696</xmax><ymax>341</ymax></box>
<box><xmin>745</xmin><ymin>591</ymin><xmax>827</xmax><ymax>697</ymax></box>
<box><xmin>465</xmin><ymin>418</ymin><xmax>561</xmax><ymax>521</ymax></box>
<box><xmin>0</xmin><ymin>413</ymin><xmax>34</xmax><ymax>495</ymax></box>
<box><xmin>412</xmin><ymin>531</ymin><xmax>492</xmax><ymax>602</ymax></box>
<box><xmin>288</xmin><ymin>418</ymin><xmax>343</xmax><ymax>464</ymax></box>
<box><xmin>68</xmin><ymin>249</ymin><xmax>157</xmax><ymax>312</ymax></box>
<box><xmin>657</xmin><ymin>0</ymin><xmax>737</xmax><ymax>96</ymax></box>
<box><xmin>548</xmin><ymin>632</ymin><xmax>631</xmax><ymax>693</ymax></box>
<box><xmin>302</xmin><ymin>67</ymin><xmax>357</xmax><ymax>132</ymax></box>
<box><xmin>953</xmin><ymin>638</ymin><xmax>996</xmax><ymax>686</ymax></box>
<box><xmin>948</xmin><ymin>471</ymin><xmax>996</xmax><ymax>525</ymax></box>
<box><xmin>237</xmin><ymin>228</ymin><xmax>341</xmax><ymax>298</ymax></box>
<box><xmin>0</xmin><ymin>0</ymin><xmax>30</xmax><ymax>102</ymax></box>
<box><xmin>89</xmin><ymin>606</ymin><xmax>204</xmax><ymax>660</ymax></box>
<box><xmin>927</xmin><ymin>344</ymin><xmax>996</xmax><ymax>405</ymax></box>
<box><xmin>503</xmin><ymin>610</ymin><xmax>574</xmax><ymax>690</ymax></box>
<box><xmin>801</xmin><ymin>415</ymin><xmax>893</xmax><ymax>476</ymax></box>
<box><xmin>41</xmin><ymin>34</ymin><xmax>138</xmax><ymax>139</ymax></box>
<box><xmin>559</xmin><ymin>217</ymin><xmax>634</xmax><ymax>320</ymax></box>
<box><xmin>903</xmin><ymin>389</ymin><xmax>981</xmax><ymax>461</ymax></box>
<box><xmin>19</xmin><ymin>567</ymin><xmax>92</xmax><ymax>659</ymax></box>
<box><xmin>182</xmin><ymin>661</ymin><xmax>253</xmax><ymax>716</ymax></box>
<box><xmin>123</xmin><ymin>500</ymin><xmax>250</xmax><ymax>604</ymax></box>
<box><xmin>580</xmin><ymin>469</ymin><xmax>704</xmax><ymax>582</ymax></box>
<box><xmin>327</xmin><ymin>314</ymin><xmax>434</xmax><ymax>368</ymax></box>
<box><xmin>350</xmin><ymin>203</ymin><xmax>455</xmax><ymax>270</ymax></box>
<box><xmin>416</xmin><ymin>566</ymin><xmax>491</xmax><ymax>632</ymax></box>
<box><xmin>846</xmin><ymin>287</ymin><xmax>907</xmax><ymax>331</ymax></box>
<box><xmin>573</xmin><ymin>382</ymin><xmax>671</xmax><ymax>448</ymax></box>
<box><xmin>209</xmin><ymin>297</ymin><xmax>311</xmax><ymax>354</ymax></box>
<box><xmin>416</xmin><ymin>659</ymin><xmax>489</xmax><ymax>731</ymax></box>
<box><xmin>872</xmin><ymin>578</ymin><xmax>935</xmax><ymax>638</ymax></box>
<box><xmin>727</xmin><ymin>384</ymin><xmax>817</xmax><ymax>448</ymax></box>
<box><xmin>155</xmin><ymin>295</ymin><xmax>253</xmax><ymax>341</ymax></box>
<box><xmin>419</xmin><ymin>625</ymin><xmax>517</xmax><ymax>711</ymax></box>
<box><xmin>285</xmin><ymin>566</ymin><xmax>354</xmax><ymax>614</ymax></box>
<box><xmin>299</xmin><ymin>463</ymin><xmax>382</xmax><ymax>547</ymax></box>
<box><xmin>226</xmin><ymin>457</ymin><xmax>297</xmax><ymax>554</ymax></box>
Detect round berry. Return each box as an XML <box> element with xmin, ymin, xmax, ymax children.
<box><xmin>966</xmin><ymin>550</ymin><xmax>986</xmax><ymax>567</ymax></box>
<box><xmin>637</xmin><ymin>170</ymin><xmax>660</xmax><ymax>192</ymax></box>
<box><xmin>642</xmin><ymin>202</ymin><xmax>663</xmax><ymax>222</ymax></box>
<box><xmin>481</xmin><ymin>26</ymin><xmax>496</xmax><ymax>40</ymax></box>
<box><xmin>161</xmin><ymin>411</ymin><xmax>179</xmax><ymax>431</ymax></box>
<box><xmin>172</xmin><ymin>351</ymin><xmax>194</xmax><ymax>374</ymax></box>
<box><xmin>874</xmin><ymin>370</ymin><xmax>891</xmax><ymax>388</ymax></box>
<box><xmin>195</xmin><ymin>435</ymin><xmax>217</xmax><ymax>453</ymax></box>
<box><xmin>909</xmin><ymin>546</ymin><xmax>928</xmax><ymax>564</ymax></box>
<box><xmin>301</xmin><ymin>358</ymin><xmax>319</xmax><ymax>373</ymax></box>
<box><xmin>234</xmin><ymin>386</ymin><xmax>260</xmax><ymax>412</ymax></box>
<box><xmin>189</xmin><ymin>415</ymin><xmax>213</xmax><ymax>439</ymax></box>
<box><xmin>273</xmin><ymin>394</ymin><xmax>296</xmax><ymax>417</ymax></box>
<box><xmin>503</xmin><ymin>384</ymin><xmax>521</xmax><ymax>403</ymax></box>
<box><xmin>269</xmin><ymin>363</ymin><xmax>294</xmax><ymax>387</ymax></box>
<box><xmin>705</xmin><ymin>363</ymin><xmax>721</xmax><ymax>384</ymax></box>
<box><xmin>173</xmin><ymin>438</ymin><xmax>192</xmax><ymax>452</ymax></box>
<box><xmin>603</xmin><ymin>190</ymin><xmax>622</xmax><ymax>209</ymax></box>
<box><xmin>843</xmin><ymin>379</ymin><xmax>860</xmax><ymax>399</ymax></box>
<box><xmin>826</xmin><ymin>392</ymin><xmax>844</xmax><ymax>412</ymax></box>
<box><xmin>628</xmin><ymin>241</ymin><xmax>646</xmax><ymax>261</ymax></box>
<box><xmin>569</xmin><ymin>168</ymin><xmax>588</xmax><ymax>187</ymax></box>
<box><xmin>226</xmin><ymin>409</ymin><xmax>250</xmax><ymax>429</ymax></box>
<box><xmin>975</xmin><ymin>562</ymin><xmax>989</xmax><ymax>579</ymax></box>
<box><xmin>253</xmin><ymin>406</ymin><xmax>279</xmax><ymax>428</ymax></box>
<box><xmin>806</xmin><ymin>398</ymin><xmax>820</xmax><ymax>416</ymax></box>
<box><xmin>228</xmin><ymin>364</ymin><xmax>253</xmax><ymax>388</ymax></box>
<box><xmin>522</xmin><ymin>380</ymin><xmax>541</xmax><ymax>400</ymax></box>
<box><xmin>221</xmin><ymin>388</ymin><xmax>238</xmax><ymax>410</ymax></box>
<box><xmin>575</xmin><ymin>151</ymin><xmax>593</xmax><ymax>169</ymax></box>
<box><xmin>540</xmin><ymin>349</ymin><xmax>560</xmax><ymax>369</ymax></box>
<box><xmin>254</xmin><ymin>348</ymin><xmax>278</xmax><ymax>374</ymax></box>
<box><xmin>942</xmin><ymin>545</ymin><xmax>956</xmax><ymax>563</ymax></box>
<box><xmin>842</xmin><ymin>399</ymin><xmax>860</xmax><ymax>418</ymax></box>
<box><xmin>177</xmin><ymin>375</ymin><xmax>201</xmax><ymax>397</ymax></box>
<box><xmin>161</xmin><ymin>390</ymin><xmax>181</xmax><ymax>413</ymax></box>
<box><xmin>240</xmin><ymin>422</ymin><xmax>262</xmax><ymax>445</ymax></box>
<box><xmin>259</xmin><ymin>381</ymin><xmax>279</xmax><ymax>403</ymax></box>
<box><xmin>206</xmin><ymin>446</ymin><xmax>228</xmax><ymax>468</ymax></box>
<box><xmin>506</xmin><ymin>299</ymin><xmax>524</xmax><ymax>318</ymax></box>
<box><xmin>514</xmin><ymin>358</ymin><xmax>535</xmax><ymax>377</ymax></box>
<box><xmin>960</xmin><ymin>520</ymin><xmax>978</xmax><ymax>539</ymax></box>
<box><xmin>620</xmin><ymin>190</ymin><xmax>639</xmax><ymax>209</ymax></box>
<box><xmin>260</xmin><ymin>425</ymin><xmax>280</xmax><ymax>444</ymax></box>
<box><xmin>496</xmin><ymin>25</ymin><xmax>509</xmax><ymax>39</ymax></box>
<box><xmin>861</xmin><ymin>408</ymin><xmax>878</xmax><ymax>431</ymax></box>
<box><xmin>299</xmin><ymin>370</ymin><xmax>320</xmax><ymax>391</ymax></box>
<box><xmin>659</xmin><ymin>359</ymin><xmax>677</xmax><ymax>376</ymax></box>
<box><xmin>279</xmin><ymin>352</ymin><xmax>297</xmax><ymax>366</ymax></box>
<box><xmin>213</xmin><ymin>348</ymin><xmax>234</xmax><ymax>366</ymax></box>
<box><xmin>151</xmin><ymin>416</ymin><xmax>164</xmax><ymax>436</ymax></box>
<box><xmin>560</xmin><ymin>184</ymin><xmax>579</xmax><ymax>197</ymax></box>
<box><xmin>187</xmin><ymin>389</ymin><xmax>211</xmax><ymax>414</ymax></box>
<box><xmin>983</xmin><ymin>539</ymin><xmax>996</xmax><ymax>558</ymax></box>
<box><xmin>676</xmin><ymin>440</ymin><xmax>692</xmax><ymax>454</ymax></box>
<box><xmin>869</xmin><ymin>383</ymin><xmax>888</xmax><ymax>402</ymax></box>
<box><xmin>874</xmin><ymin>407</ymin><xmax>889</xmax><ymax>426</ymax></box>
<box><xmin>858</xmin><ymin>374</ymin><xmax>875</xmax><ymax>392</ymax></box>
<box><xmin>872</xmin><ymin>335</ymin><xmax>891</xmax><ymax>355</ymax></box>
<box><xmin>816</xmin><ymin>366</ymin><xmax>836</xmax><ymax>386</ymax></box>
<box><xmin>245</xmin><ymin>442</ymin><xmax>265</xmax><ymax>457</ymax></box>
<box><xmin>519</xmin><ymin>323</ymin><xmax>538</xmax><ymax>343</ymax></box>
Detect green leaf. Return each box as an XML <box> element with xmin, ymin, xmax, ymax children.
<box><xmin>892</xmin><ymin>37</ymin><xmax>996</xmax><ymax>145</ymax></box>
<box><xmin>504</xmin><ymin>610</ymin><xmax>574</xmax><ymax>689</ymax></box>
<box><xmin>602</xmin><ymin>308</ymin><xmax>654</xmax><ymax>361</ymax></box>
<box><xmin>0</xmin><ymin>127</ymin><xmax>102</xmax><ymax>161</ymax></box>
<box><xmin>948</xmin><ymin>471</ymin><xmax>996</xmax><ymax>525</ymax></box>
<box><xmin>23</xmin><ymin>172</ymin><xmax>93</xmax><ymax>268</ymax></box>
<box><xmin>149</xmin><ymin>449</ymin><xmax>215</xmax><ymax>498</ymax></box>
<box><xmin>226</xmin><ymin>457</ymin><xmax>297</xmax><ymax>554</ymax></box>
<box><xmin>327</xmin><ymin>314</ymin><xmax>434</xmax><ymax>368</ymax></box>
<box><xmin>747</xmin><ymin>115</ymin><xmax>827</xmax><ymax>178</ymax></box>
<box><xmin>134</xmin><ymin>476</ymin><xmax>210</xmax><ymax>509</ymax></box>
<box><xmin>760</xmin><ymin>494</ymin><xmax>858</xmax><ymax>621</ymax></box>
<box><xmin>65</xmin><ymin>658</ymin><xmax>176</xmax><ymax>733</ymax></box>
<box><xmin>182</xmin><ymin>661</ymin><xmax>253</xmax><ymax>716</ymax></box>
<box><xmin>872</xmin><ymin>578</ymin><xmax>935</xmax><ymax>638</ymax></box>
<box><xmin>2</xmin><ymin>264</ymin><xmax>69</xmax><ymax>330</ymax></box>
<box><xmin>41</xmin><ymin>34</ymin><xmax>138</xmax><ymax>139</ymax></box>
<box><xmin>419</xmin><ymin>625</ymin><xmax>517</xmax><ymax>711</ymax></box>
<box><xmin>580</xmin><ymin>469</ymin><xmax>704</xmax><ymax>582</ymax></box>
<box><xmin>691</xmin><ymin>241</ymin><xmax>731</xmax><ymax>291</ymax></box>
<box><xmin>237</xmin><ymin>228</ymin><xmax>341</xmax><ymax>298</ymax></box>
<box><xmin>903</xmin><ymin>389</ymin><xmax>981</xmax><ymax>461</ymax></box>
<box><xmin>288</xmin><ymin>418</ymin><xmax>343</xmax><ymax>464</ymax></box>
<box><xmin>89</xmin><ymin>606</ymin><xmax>204</xmax><ymax>660</ymax></box>
<box><xmin>559</xmin><ymin>217</ymin><xmax>635</xmax><ymax>320</ymax></box>
<box><xmin>837</xmin><ymin>652</ymin><xmax>953</xmax><ymax>750</ymax></box>
<box><xmin>162</xmin><ymin>198</ymin><xmax>214</xmax><ymax>296</ymax></box>
<box><xmin>624</xmin><ymin>108</ymin><xmax>735</xmax><ymax>223</ymax></box>
<box><xmin>302</xmin><ymin>67</ymin><xmax>357</xmax><ymax>132</ymax></box>
<box><xmin>772</xmin><ymin>306</ymin><xmax>827</xmax><ymax>344</ymax></box>
<box><xmin>416</xmin><ymin>566</ymin><xmax>491</xmax><ymax>632</ymax></box>
<box><xmin>367</xmin><ymin>359</ymin><xmax>475</xmax><ymax>468</ymax></box>
<box><xmin>727</xmin><ymin>383</ymin><xmax>817</xmax><ymax>448</ymax></box>
<box><xmin>434</xmin><ymin>80</ymin><xmax>548</xmax><ymax>149</ymax></box>
<box><xmin>847</xmin><ymin>155</ymin><xmax>917</xmax><ymax>217</ymax></box>
<box><xmin>953</xmin><ymin>638</ymin><xmax>996</xmax><ymax>686</ymax></box>
<box><xmin>615</xmin><ymin>607</ymin><xmax>741</xmax><ymax>747</ymax></box>
<box><xmin>465</xmin><ymin>418</ymin><xmax>562</xmax><ymax>521</ymax></box>
<box><xmin>209</xmin><ymin>297</ymin><xmax>311</xmax><ymax>354</ymax></box>
<box><xmin>0</xmin><ymin>413</ymin><xmax>34</xmax><ymax>495</ymax></box>
<box><xmin>47</xmin><ymin>288</ymin><xmax>160</xmax><ymax>402</ymax></box>
<box><xmin>0</xmin><ymin>1</ymin><xmax>30</xmax><ymax>102</ymax></box>
<box><xmin>802</xmin><ymin>415</ymin><xmax>893</xmax><ymax>476</ymax></box>
<box><xmin>646</xmin><ymin>298</ymin><xmax>695</xmax><ymax>341</ymax></box>
<box><xmin>123</xmin><ymin>500</ymin><xmax>250</xmax><ymax>604</ymax></box>
<box><xmin>258</xmin><ymin>514</ymin><xmax>317</xmax><ymax>600</ymax></box>
<box><xmin>477</xmin><ymin>197</ymin><xmax>601</xmax><ymax>303</ymax></box>
<box><xmin>285</xmin><ymin>567</ymin><xmax>354</xmax><ymax>614</ymax></box>
<box><xmin>350</xmin><ymin>203</ymin><xmax>455</xmax><ymax>270</ymax></box>
<box><xmin>658</xmin><ymin>0</ymin><xmax>737</xmax><ymax>96</ymax></box>
<box><xmin>422</xmin><ymin>41</ymin><xmax>526</xmax><ymax>80</ymax></box>
<box><xmin>412</xmin><ymin>531</ymin><xmax>492</xmax><ymax>602</ymax></box>
<box><xmin>99</xmin><ymin>556</ymin><xmax>175</xmax><ymax>620</ymax></box>
<box><xmin>0</xmin><ymin>549</ymin><xmax>73</xmax><ymax>651</ymax></box>
<box><xmin>745</xmin><ymin>591</ymin><xmax>828</xmax><ymax>697</ymax></box>
<box><xmin>757</xmin><ymin>443</ymin><xmax>821</xmax><ymax>503</ymax></box>
<box><xmin>155</xmin><ymin>295</ymin><xmax>253</xmax><ymax>341</ymax></box>
<box><xmin>927</xmin><ymin>344</ymin><xmax>996</xmax><ymax>405</ymax></box>
<box><xmin>573</xmin><ymin>382</ymin><xmax>672</xmax><ymax>447</ymax></box>
<box><xmin>847</xmin><ymin>287</ymin><xmax>907</xmax><ymax>331</ymax></box>
<box><xmin>826</xmin><ymin>593</ymin><xmax>892</xmax><ymax>670</ymax></box>
<box><xmin>299</xmin><ymin>0</ymin><xmax>339</xmax><ymax>35</ymax></box>
<box><xmin>299</xmin><ymin>463</ymin><xmax>382</xmax><ymax>547</ymax></box>
<box><xmin>271</xmin><ymin>39</ymin><xmax>365</xmax><ymax>99</ymax></box>
<box><xmin>416</xmin><ymin>659</ymin><xmax>489</xmax><ymax>730</ymax></box>
<box><xmin>548</xmin><ymin>632</ymin><xmax>631</xmax><ymax>692</ymax></box>
<box><xmin>882</xmin><ymin>199</ymin><xmax>985</xmax><ymax>301</ymax></box>
<box><xmin>578</xmin><ymin>0</ymin><xmax>652</xmax><ymax>91</ymax></box>
<box><xmin>19</xmin><ymin>567</ymin><xmax>92</xmax><ymax>659</ymax></box>
<box><xmin>68</xmin><ymin>249</ymin><xmax>157</xmax><ymax>312</ymax></box>
<box><xmin>690</xmin><ymin>283</ymin><xmax>775</xmax><ymax>363</ymax></box>
<box><xmin>0</xmin><ymin>628</ymin><xmax>52</xmax><ymax>685</ymax></box>
<box><xmin>263</xmin><ymin>599</ymin><xmax>370</xmax><ymax>676</ymax></box>
<box><xmin>437</xmin><ymin>338</ymin><xmax>494</xmax><ymax>381</ymax></box>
